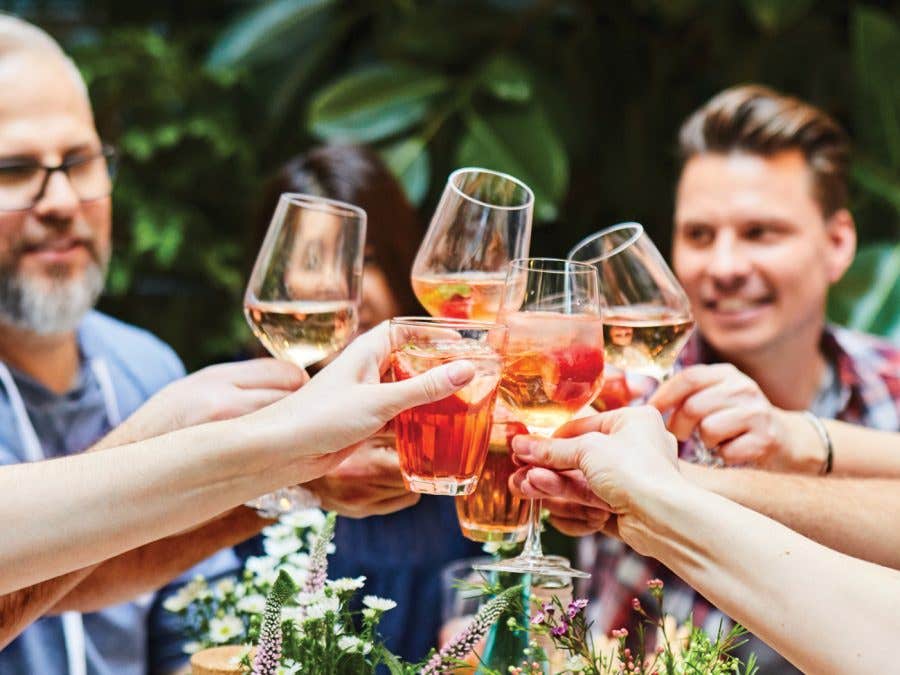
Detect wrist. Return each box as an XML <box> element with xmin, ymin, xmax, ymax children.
<box><xmin>625</xmin><ymin>478</ymin><xmax>712</xmax><ymax>558</ymax></box>
<box><xmin>777</xmin><ymin>410</ymin><xmax>828</xmax><ymax>474</ymax></box>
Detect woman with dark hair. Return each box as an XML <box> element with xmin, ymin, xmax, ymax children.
<box><xmin>251</xmin><ymin>145</ymin><xmax>482</xmax><ymax>661</ymax></box>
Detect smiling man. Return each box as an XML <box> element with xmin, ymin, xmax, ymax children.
<box><xmin>573</xmin><ymin>85</ymin><xmax>900</xmax><ymax>674</ymax></box>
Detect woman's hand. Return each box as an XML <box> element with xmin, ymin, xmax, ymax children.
<box><xmin>249</xmin><ymin>321</ymin><xmax>476</xmax><ymax>486</ymax></box>
<box><xmin>510</xmin><ymin>407</ymin><xmax>687</xmax><ymax>554</ymax></box>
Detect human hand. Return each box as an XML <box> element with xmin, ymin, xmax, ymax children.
<box><xmin>249</xmin><ymin>321</ymin><xmax>476</xmax><ymax>485</ymax></box>
<box><xmin>648</xmin><ymin>363</ymin><xmax>798</xmax><ymax>469</ymax></box>
<box><xmin>304</xmin><ymin>436</ymin><xmax>420</xmax><ymax>518</ymax></box>
<box><xmin>93</xmin><ymin>359</ymin><xmax>308</xmax><ymax>451</ymax></box>
<box><xmin>509</xmin><ymin>407</ymin><xmax>685</xmax><ymax>554</ymax></box>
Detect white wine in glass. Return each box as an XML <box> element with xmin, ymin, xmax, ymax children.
<box><xmin>245</xmin><ymin>193</ymin><xmax>366</xmax><ymax>368</ymax></box>
<box><xmin>411</xmin><ymin>168</ymin><xmax>533</xmax><ymax>322</ymax></box>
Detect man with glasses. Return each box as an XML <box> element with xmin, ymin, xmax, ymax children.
<box><xmin>0</xmin><ymin>15</ymin><xmax>266</xmax><ymax>675</ymax></box>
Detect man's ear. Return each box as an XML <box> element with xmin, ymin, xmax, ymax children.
<box><xmin>824</xmin><ymin>208</ymin><xmax>857</xmax><ymax>284</ymax></box>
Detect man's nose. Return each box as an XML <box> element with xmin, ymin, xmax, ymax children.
<box><xmin>707</xmin><ymin>233</ymin><xmax>751</xmax><ymax>290</ymax></box>
<box><xmin>31</xmin><ymin>171</ymin><xmax>80</xmax><ymax>226</ymax></box>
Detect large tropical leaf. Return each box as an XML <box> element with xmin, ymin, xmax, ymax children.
<box><xmin>379</xmin><ymin>136</ymin><xmax>431</xmax><ymax>206</ymax></box>
<box><xmin>828</xmin><ymin>242</ymin><xmax>900</xmax><ymax>340</ymax></box>
<box><xmin>308</xmin><ymin>64</ymin><xmax>448</xmax><ymax>143</ymax></box>
<box><xmin>455</xmin><ymin>104</ymin><xmax>568</xmax><ymax>222</ymax></box>
<box><xmin>852</xmin><ymin>7</ymin><xmax>900</xmax><ymax>169</ymax></box>
<box><xmin>207</xmin><ymin>0</ymin><xmax>335</xmax><ymax>68</ymax></box>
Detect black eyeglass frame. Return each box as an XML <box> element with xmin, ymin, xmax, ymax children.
<box><xmin>0</xmin><ymin>144</ymin><xmax>118</xmax><ymax>212</ymax></box>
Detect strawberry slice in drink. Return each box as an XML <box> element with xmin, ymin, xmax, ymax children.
<box><xmin>541</xmin><ymin>344</ymin><xmax>604</xmax><ymax>403</ymax></box>
<box><xmin>440</xmin><ymin>293</ymin><xmax>474</xmax><ymax>319</ymax></box>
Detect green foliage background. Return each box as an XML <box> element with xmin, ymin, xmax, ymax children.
<box><xmin>11</xmin><ymin>0</ymin><xmax>900</xmax><ymax>367</ymax></box>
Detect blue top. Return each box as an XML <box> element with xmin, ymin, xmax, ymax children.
<box><xmin>326</xmin><ymin>495</ymin><xmax>482</xmax><ymax>662</ymax></box>
<box><xmin>0</xmin><ymin>310</ymin><xmax>240</xmax><ymax>675</ymax></box>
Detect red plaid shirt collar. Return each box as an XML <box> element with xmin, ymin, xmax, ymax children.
<box><xmin>584</xmin><ymin>324</ymin><xmax>900</xmax><ymax>640</ymax></box>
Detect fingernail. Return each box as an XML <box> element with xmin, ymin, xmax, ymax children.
<box><xmin>512</xmin><ymin>436</ymin><xmax>535</xmax><ymax>457</ymax></box>
<box><xmin>446</xmin><ymin>360</ymin><xmax>475</xmax><ymax>386</ymax></box>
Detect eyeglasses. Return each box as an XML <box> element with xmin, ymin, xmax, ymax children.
<box><xmin>0</xmin><ymin>145</ymin><xmax>118</xmax><ymax>212</ymax></box>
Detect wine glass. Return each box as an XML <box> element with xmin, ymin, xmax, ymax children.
<box><xmin>244</xmin><ymin>193</ymin><xmax>366</xmax><ymax>514</ymax></box>
<box><xmin>245</xmin><ymin>192</ymin><xmax>366</xmax><ymax>368</ymax></box>
<box><xmin>568</xmin><ymin>222</ymin><xmax>715</xmax><ymax>463</ymax></box>
<box><xmin>476</xmin><ymin>258</ymin><xmax>605</xmax><ymax>578</ymax></box>
<box><xmin>411</xmin><ymin>168</ymin><xmax>533</xmax><ymax>321</ymax></box>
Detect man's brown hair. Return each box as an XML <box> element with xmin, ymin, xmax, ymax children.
<box><xmin>678</xmin><ymin>84</ymin><xmax>850</xmax><ymax>217</ymax></box>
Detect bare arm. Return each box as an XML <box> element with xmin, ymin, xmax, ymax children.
<box><xmin>514</xmin><ymin>408</ymin><xmax>900</xmax><ymax>674</ymax></box>
<box><xmin>681</xmin><ymin>463</ymin><xmax>900</xmax><ymax>569</ymax></box>
<box><xmin>50</xmin><ymin>507</ymin><xmax>267</xmax><ymax>614</ymax></box>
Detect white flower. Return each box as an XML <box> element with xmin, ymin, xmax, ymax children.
<box><xmin>208</xmin><ymin>615</ymin><xmax>244</xmax><ymax>643</ymax></box>
<box><xmin>337</xmin><ymin>636</ymin><xmax>371</xmax><ymax>654</ymax></box>
<box><xmin>281</xmin><ymin>606</ymin><xmax>306</xmax><ymax>623</ymax></box>
<box><xmin>286</xmin><ymin>552</ymin><xmax>311</xmax><ymax>568</ymax></box>
<box><xmin>264</xmin><ymin>535</ymin><xmax>303</xmax><ymax>558</ymax></box>
<box><xmin>262</xmin><ymin>522</ymin><xmax>295</xmax><ymax>540</ymax></box>
<box><xmin>362</xmin><ymin>608</ymin><xmax>377</xmax><ymax>621</ymax></box>
<box><xmin>566</xmin><ymin>655</ymin><xmax>588</xmax><ymax>672</ymax></box>
<box><xmin>236</xmin><ymin>594</ymin><xmax>266</xmax><ymax>614</ymax></box>
<box><xmin>215</xmin><ymin>578</ymin><xmax>236</xmax><ymax>596</ymax></box>
<box><xmin>245</xmin><ymin>556</ymin><xmax>278</xmax><ymax>576</ymax></box>
<box><xmin>304</xmin><ymin>595</ymin><xmax>340</xmax><ymax>620</ymax></box>
<box><xmin>162</xmin><ymin>590</ymin><xmax>191</xmax><ymax>613</ymax></box>
<box><xmin>295</xmin><ymin>590</ymin><xmax>325</xmax><ymax>607</ymax></box>
<box><xmin>275</xmin><ymin>660</ymin><xmax>303</xmax><ymax>675</ymax></box>
<box><xmin>280</xmin><ymin>508</ymin><xmax>326</xmax><ymax>530</ymax></box>
<box><xmin>182</xmin><ymin>641</ymin><xmax>202</xmax><ymax>655</ymax></box>
<box><xmin>327</xmin><ymin>576</ymin><xmax>366</xmax><ymax>593</ymax></box>
<box><xmin>362</xmin><ymin>595</ymin><xmax>397</xmax><ymax>612</ymax></box>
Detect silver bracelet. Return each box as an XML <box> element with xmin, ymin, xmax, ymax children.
<box><xmin>802</xmin><ymin>411</ymin><xmax>833</xmax><ymax>475</ymax></box>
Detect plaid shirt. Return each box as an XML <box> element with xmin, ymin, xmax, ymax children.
<box><xmin>579</xmin><ymin>325</ymin><xmax>900</xmax><ymax>672</ymax></box>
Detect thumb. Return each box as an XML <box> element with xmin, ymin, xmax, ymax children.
<box><xmin>377</xmin><ymin>360</ymin><xmax>476</xmax><ymax>417</ymax></box>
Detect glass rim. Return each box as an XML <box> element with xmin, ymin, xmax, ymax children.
<box><xmin>279</xmin><ymin>192</ymin><xmax>366</xmax><ymax>221</ymax></box>
<box><xmin>447</xmin><ymin>167</ymin><xmax>535</xmax><ymax>211</ymax></box>
<box><xmin>389</xmin><ymin>316</ymin><xmax>501</xmax><ymax>331</ymax></box>
<box><xmin>508</xmin><ymin>256</ymin><xmax>598</xmax><ymax>275</ymax></box>
<box><xmin>568</xmin><ymin>222</ymin><xmax>645</xmax><ymax>264</ymax></box>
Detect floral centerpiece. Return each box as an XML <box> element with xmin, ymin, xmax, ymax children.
<box><xmin>166</xmin><ymin>510</ymin><xmax>756</xmax><ymax>674</ymax></box>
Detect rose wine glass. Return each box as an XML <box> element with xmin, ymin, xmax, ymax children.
<box><xmin>411</xmin><ymin>168</ymin><xmax>533</xmax><ymax>322</ymax></box>
<box><xmin>476</xmin><ymin>258</ymin><xmax>605</xmax><ymax>578</ymax></box>
<box><xmin>244</xmin><ymin>193</ymin><xmax>365</xmax><ymax>514</ymax></box>
<box><xmin>245</xmin><ymin>193</ymin><xmax>366</xmax><ymax>368</ymax></box>
<box><xmin>568</xmin><ymin>222</ymin><xmax>714</xmax><ymax>463</ymax></box>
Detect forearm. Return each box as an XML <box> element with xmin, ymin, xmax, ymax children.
<box><xmin>0</xmin><ymin>566</ymin><xmax>96</xmax><ymax>650</ymax></box>
<box><xmin>682</xmin><ymin>463</ymin><xmax>900</xmax><ymax>569</ymax></box>
<box><xmin>635</xmin><ymin>483</ymin><xmax>900</xmax><ymax>674</ymax></box>
<box><xmin>0</xmin><ymin>415</ymin><xmax>297</xmax><ymax>594</ymax></box>
<box><xmin>51</xmin><ymin>507</ymin><xmax>268</xmax><ymax>613</ymax></box>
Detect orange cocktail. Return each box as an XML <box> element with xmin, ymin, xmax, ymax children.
<box><xmin>389</xmin><ymin>318</ymin><xmax>506</xmax><ymax>496</ymax></box>
<box><xmin>456</xmin><ymin>420</ymin><xmax>530</xmax><ymax>543</ymax></box>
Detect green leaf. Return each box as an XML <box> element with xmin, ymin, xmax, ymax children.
<box><xmin>207</xmin><ymin>0</ymin><xmax>335</xmax><ymax>68</ymax></box>
<box><xmin>852</xmin><ymin>7</ymin><xmax>900</xmax><ymax>168</ymax></box>
<box><xmin>741</xmin><ymin>0</ymin><xmax>814</xmax><ymax>34</ymax></box>
<box><xmin>379</xmin><ymin>649</ymin><xmax>406</xmax><ymax>675</ymax></box>
<box><xmin>852</xmin><ymin>157</ymin><xmax>900</xmax><ymax>214</ymax></box>
<box><xmin>308</xmin><ymin>64</ymin><xmax>448</xmax><ymax>143</ymax></box>
<box><xmin>379</xmin><ymin>136</ymin><xmax>431</xmax><ymax>205</ymax></box>
<box><xmin>456</xmin><ymin>105</ymin><xmax>568</xmax><ymax>221</ymax></box>
<box><xmin>480</xmin><ymin>54</ymin><xmax>532</xmax><ymax>103</ymax></box>
<box><xmin>828</xmin><ymin>242</ymin><xmax>900</xmax><ymax>339</ymax></box>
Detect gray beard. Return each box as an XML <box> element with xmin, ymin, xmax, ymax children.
<box><xmin>0</xmin><ymin>261</ymin><xmax>107</xmax><ymax>335</ymax></box>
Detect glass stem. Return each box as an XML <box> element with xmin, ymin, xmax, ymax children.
<box><xmin>522</xmin><ymin>499</ymin><xmax>543</xmax><ymax>559</ymax></box>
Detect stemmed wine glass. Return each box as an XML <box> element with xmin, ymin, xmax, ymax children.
<box><xmin>476</xmin><ymin>258</ymin><xmax>606</xmax><ymax>578</ymax></box>
<box><xmin>568</xmin><ymin>222</ymin><xmax>714</xmax><ymax>463</ymax></box>
<box><xmin>245</xmin><ymin>193</ymin><xmax>366</xmax><ymax>367</ymax></box>
<box><xmin>243</xmin><ymin>193</ymin><xmax>366</xmax><ymax>514</ymax></box>
<box><xmin>411</xmin><ymin>168</ymin><xmax>533</xmax><ymax>321</ymax></box>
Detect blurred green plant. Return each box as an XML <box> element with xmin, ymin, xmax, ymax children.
<box><xmin>36</xmin><ymin>0</ymin><xmax>898</xmax><ymax>367</ymax></box>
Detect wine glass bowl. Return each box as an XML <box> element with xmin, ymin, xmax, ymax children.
<box><xmin>411</xmin><ymin>168</ymin><xmax>533</xmax><ymax>321</ymax></box>
<box><xmin>244</xmin><ymin>193</ymin><xmax>366</xmax><ymax>368</ymax></box>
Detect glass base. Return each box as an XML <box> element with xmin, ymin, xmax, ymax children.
<box><xmin>458</xmin><ymin>521</ymin><xmax>528</xmax><ymax>544</ymax></box>
<box><xmin>474</xmin><ymin>553</ymin><xmax>591</xmax><ymax>579</ymax></box>
<box><xmin>403</xmin><ymin>473</ymin><xmax>478</xmax><ymax>496</ymax></box>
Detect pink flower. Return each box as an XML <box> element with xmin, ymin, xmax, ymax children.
<box><xmin>551</xmin><ymin>621</ymin><xmax>568</xmax><ymax>637</ymax></box>
<box><xmin>647</xmin><ymin>578</ymin><xmax>664</xmax><ymax>590</ymax></box>
<box><xmin>541</xmin><ymin>602</ymin><xmax>555</xmax><ymax>616</ymax></box>
<box><xmin>611</xmin><ymin>628</ymin><xmax>628</xmax><ymax>639</ymax></box>
<box><xmin>566</xmin><ymin>598</ymin><xmax>589</xmax><ymax>618</ymax></box>
<box><xmin>530</xmin><ymin>611</ymin><xmax>545</xmax><ymax>625</ymax></box>
<box><xmin>631</xmin><ymin>598</ymin><xmax>642</xmax><ymax>611</ymax></box>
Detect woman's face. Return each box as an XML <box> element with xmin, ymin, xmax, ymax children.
<box><xmin>359</xmin><ymin>258</ymin><xmax>401</xmax><ymax>332</ymax></box>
